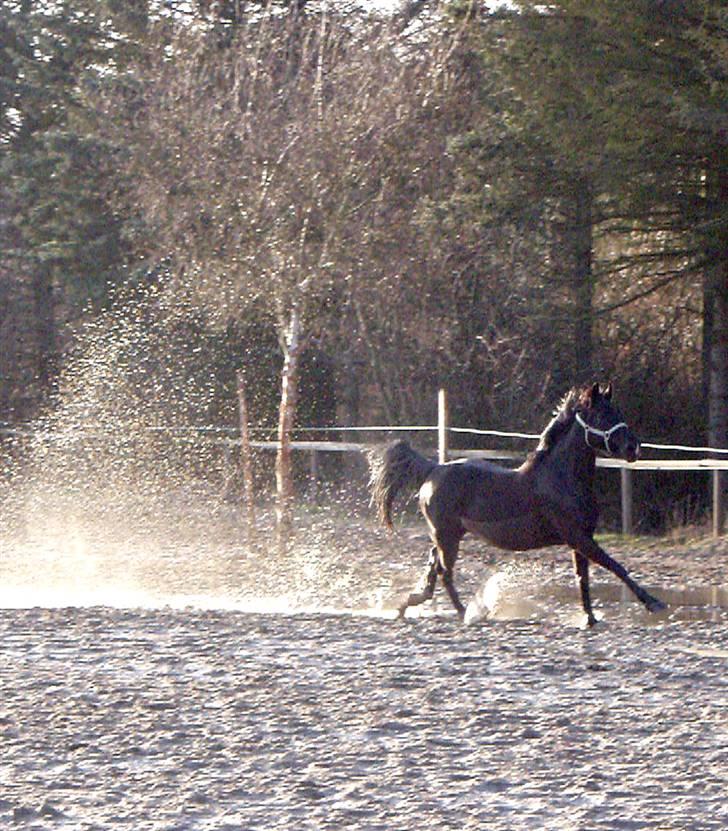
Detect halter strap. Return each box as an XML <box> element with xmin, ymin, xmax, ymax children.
<box><xmin>574</xmin><ymin>412</ymin><xmax>628</xmax><ymax>457</ymax></box>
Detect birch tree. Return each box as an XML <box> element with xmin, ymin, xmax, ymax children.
<box><xmin>99</xmin><ymin>6</ymin><xmax>450</xmax><ymax>539</ymax></box>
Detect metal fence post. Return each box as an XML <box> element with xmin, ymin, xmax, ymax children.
<box><xmin>309</xmin><ymin>448</ymin><xmax>320</xmax><ymax>501</ymax></box>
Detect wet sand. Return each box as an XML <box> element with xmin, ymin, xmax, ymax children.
<box><xmin>1</xmin><ymin>603</ymin><xmax>727</xmax><ymax>830</ymax></box>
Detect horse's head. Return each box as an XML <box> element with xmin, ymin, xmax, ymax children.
<box><xmin>575</xmin><ymin>382</ymin><xmax>641</xmax><ymax>463</ymax></box>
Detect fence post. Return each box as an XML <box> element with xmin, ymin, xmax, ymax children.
<box><xmin>620</xmin><ymin>466</ymin><xmax>633</xmax><ymax>536</ymax></box>
<box><xmin>309</xmin><ymin>448</ymin><xmax>320</xmax><ymax>501</ymax></box>
<box><xmin>438</xmin><ymin>388</ymin><xmax>449</xmax><ymax>464</ymax></box>
<box><xmin>236</xmin><ymin>369</ymin><xmax>256</xmax><ymax>542</ymax></box>
<box><xmin>713</xmin><ymin>470</ymin><xmax>724</xmax><ymax>538</ymax></box>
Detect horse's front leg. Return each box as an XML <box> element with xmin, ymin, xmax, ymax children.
<box><xmin>552</xmin><ymin>515</ymin><xmax>666</xmax><ymax>614</ymax></box>
<box><xmin>572</xmin><ymin>551</ymin><xmax>598</xmax><ymax>627</ymax></box>
<box><xmin>398</xmin><ymin>546</ymin><xmax>439</xmax><ymax>618</ymax></box>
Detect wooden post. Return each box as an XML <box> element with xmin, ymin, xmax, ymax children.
<box><xmin>712</xmin><ymin>469</ymin><xmax>725</xmax><ymax>538</ymax></box>
<box><xmin>438</xmin><ymin>388</ymin><xmax>449</xmax><ymax>464</ymax></box>
<box><xmin>236</xmin><ymin>369</ymin><xmax>256</xmax><ymax>542</ymax></box>
<box><xmin>309</xmin><ymin>449</ymin><xmax>320</xmax><ymax>501</ymax></box>
<box><xmin>620</xmin><ymin>466</ymin><xmax>633</xmax><ymax>536</ymax></box>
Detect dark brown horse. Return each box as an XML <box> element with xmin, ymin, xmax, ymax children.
<box><xmin>370</xmin><ymin>383</ymin><xmax>666</xmax><ymax>625</ymax></box>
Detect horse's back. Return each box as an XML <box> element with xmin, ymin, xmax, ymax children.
<box><xmin>420</xmin><ymin>459</ymin><xmax>561</xmax><ymax>550</ymax></box>
<box><xmin>420</xmin><ymin>459</ymin><xmax>528</xmax><ymax>521</ymax></box>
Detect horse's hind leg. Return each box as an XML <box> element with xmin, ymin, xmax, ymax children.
<box><xmin>573</xmin><ymin>551</ymin><xmax>597</xmax><ymax>627</ymax></box>
<box><xmin>398</xmin><ymin>546</ymin><xmax>440</xmax><ymax>618</ymax></box>
<box><xmin>436</xmin><ymin>527</ymin><xmax>466</xmax><ymax>619</ymax></box>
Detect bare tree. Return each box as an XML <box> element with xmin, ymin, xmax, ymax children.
<box><xmin>99</xmin><ymin>7</ymin><xmax>457</xmax><ymax>540</ymax></box>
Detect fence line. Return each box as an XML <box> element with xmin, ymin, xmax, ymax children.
<box><xmin>237</xmin><ymin>439</ymin><xmax>726</xmax><ymax>537</ymax></box>
<box><xmin>4</xmin><ymin>426</ymin><xmax>728</xmax><ymax>471</ymax></box>
<box><xmin>2</xmin><ymin>404</ymin><xmax>727</xmax><ymax>536</ymax></box>
<box><xmin>241</xmin><ymin>387</ymin><xmax>727</xmax><ymax>538</ymax></box>
<box><xmin>4</xmin><ymin>421</ymin><xmax>728</xmax><ymax>456</ymax></box>
<box><xmin>237</xmin><ymin>439</ymin><xmax>728</xmax><ymax>471</ymax></box>
<box><xmin>292</xmin><ymin>424</ymin><xmax>728</xmax><ymax>455</ymax></box>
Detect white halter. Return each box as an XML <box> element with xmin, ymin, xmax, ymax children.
<box><xmin>574</xmin><ymin>411</ymin><xmax>628</xmax><ymax>457</ymax></box>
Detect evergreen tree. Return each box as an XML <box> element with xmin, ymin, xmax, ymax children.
<box><xmin>484</xmin><ymin>0</ymin><xmax>727</xmax><ymax>443</ymax></box>
<box><xmin>0</xmin><ymin>1</ymin><xmax>130</xmax><ymax>417</ymax></box>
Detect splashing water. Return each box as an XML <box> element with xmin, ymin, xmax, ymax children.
<box><xmin>464</xmin><ymin>564</ymin><xmax>555</xmax><ymax>625</ymax></box>
<box><xmin>0</xmin><ymin>290</ymin><xmax>394</xmax><ymax>614</ymax></box>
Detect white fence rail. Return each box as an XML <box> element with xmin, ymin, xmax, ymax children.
<box><xmin>239</xmin><ymin>438</ymin><xmax>727</xmax><ymax>538</ymax></box>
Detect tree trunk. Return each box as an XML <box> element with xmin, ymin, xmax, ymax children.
<box><xmin>707</xmin><ymin>286</ymin><xmax>727</xmax><ymax>448</ymax></box>
<box><xmin>32</xmin><ymin>262</ymin><xmax>57</xmax><ymax>400</ymax></box>
<box><xmin>236</xmin><ymin>368</ymin><xmax>256</xmax><ymax>543</ymax></box>
<box><xmin>708</xmin><ymin>273</ymin><xmax>727</xmax><ymax>536</ymax></box>
<box><xmin>573</xmin><ymin>177</ymin><xmax>594</xmax><ymax>384</ymax></box>
<box><xmin>706</xmin><ymin>154</ymin><xmax>728</xmax><ymax>535</ymax></box>
<box><xmin>275</xmin><ymin>308</ymin><xmax>303</xmax><ymax>547</ymax></box>
<box><xmin>0</xmin><ymin>269</ymin><xmax>16</xmax><ymax>421</ymax></box>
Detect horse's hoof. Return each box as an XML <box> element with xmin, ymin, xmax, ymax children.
<box><xmin>645</xmin><ymin>596</ymin><xmax>667</xmax><ymax>614</ymax></box>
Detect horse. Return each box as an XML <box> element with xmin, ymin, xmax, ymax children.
<box><xmin>369</xmin><ymin>382</ymin><xmax>666</xmax><ymax>626</ymax></box>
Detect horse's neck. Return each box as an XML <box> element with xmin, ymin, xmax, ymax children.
<box><xmin>548</xmin><ymin>420</ymin><xmax>597</xmax><ymax>484</ymax></box>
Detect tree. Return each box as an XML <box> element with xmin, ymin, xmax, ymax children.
<box><xmin>0</xmin><ymin>1</ymin><xmax>131</xmax><ymax>420</ymax></box>
<box><xmin>98</xmin><ymin>6</ymin><xmax>460</xmax><ymax>539</ymax></box>
<box><xmin>480</xmin><ymin>1</ymin><xmax>726</xmax><ymax>442</ymax></box>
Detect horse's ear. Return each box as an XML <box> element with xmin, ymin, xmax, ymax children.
<box><xmin>588</xmin><ymin>381</ymin><xmax>601</xmax><ymax>405</ymax></box>
<box><xmin>603</xmin><ymin>382</ymin><xmax>613</xmax><ymax>400</ymax></box>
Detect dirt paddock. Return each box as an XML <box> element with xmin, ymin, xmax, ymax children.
<box><xmin>1</xmin><ymin>528</ymin><xmax>726</xmax><ymax>830</ymax></box>
<box><xmin>2</xmin><ymin>611</ymin><xmax>727</xmax><ymax>829</ymax></box>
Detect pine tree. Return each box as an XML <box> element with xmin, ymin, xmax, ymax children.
<box><xmin>485</xmin><ymin>0</ymin><xmax>727</xmax><ymax>442</ymax></box>
<box><xmin>0</xmin><ymin>1</ymin><xmax>129</xmax><ymax>417</ymax></box>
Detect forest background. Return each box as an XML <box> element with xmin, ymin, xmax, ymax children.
<box><xmin>1</xmin><ymin>0</ymin><xmax>726</xmax><ymax>534</ymax></box>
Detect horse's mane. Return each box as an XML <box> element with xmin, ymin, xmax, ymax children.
<box><xmin>530</xmin><ymin>387</ymin><xmax>583</xmax><ymax>463</ymax></box>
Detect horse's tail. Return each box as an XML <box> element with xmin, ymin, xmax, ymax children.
<box><xmin>369</xmin><ymin>440</ymin><xmax>437</xmax><ymax>528</ymax></box>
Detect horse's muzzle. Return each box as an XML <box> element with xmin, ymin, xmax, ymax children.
<box><xmin>625</xmin><ymin>440</ymin><xmax>641</xmax><ymax>464</ymax></box>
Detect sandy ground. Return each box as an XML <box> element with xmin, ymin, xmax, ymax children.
<box><xmin>1</xmin><ymin>606</ymin><xmax>727</xmax><ymax>831</ymax></box>
<box><xmin>1</xmin><ymin>515</ymin><xmax>727</xmax><ymax>830</ymax></box>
